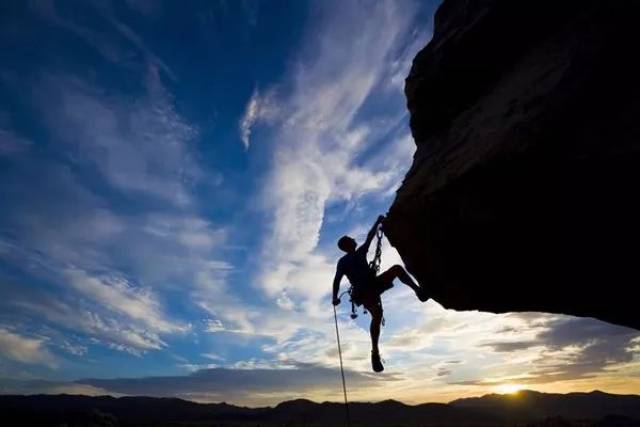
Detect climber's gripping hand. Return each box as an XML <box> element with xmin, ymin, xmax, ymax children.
<box><xmin>332</xmin><ymin>296</ymin><xmax>341</xmax><ymax>306</ymax></box>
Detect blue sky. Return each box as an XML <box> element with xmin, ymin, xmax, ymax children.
<box><xmin>1</xmin><ymin>0</ymin><xmax>639</xmax><ymax>406</ymax></box>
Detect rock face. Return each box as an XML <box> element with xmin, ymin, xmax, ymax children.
<box><xmin>385</xmin><ymin>0</ymin><xmax>640</xmax><ymax>330</ymax></box>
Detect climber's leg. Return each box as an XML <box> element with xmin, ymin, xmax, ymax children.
<box><xmin>363</xmin><ymin>297</ymin><xmax>384</xmax><ymax>372</ymax></box>
<box><xmin>364</xmin><ymin>300</ymin><xmax>383</xmax><ymax>353</ymax></box>
<box><xmin>377</xmin><ymin>265</ymin><xmax>428</xmax><ymax>302</ymax></box>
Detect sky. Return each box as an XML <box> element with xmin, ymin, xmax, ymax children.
<box><xmin>1</xmin><ymin>0</ymin><xmax>639</xmax><ymax>407</ymax></box>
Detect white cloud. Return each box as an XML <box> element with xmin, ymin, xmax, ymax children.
<box><xmin>143</xmin><ymin>214</ymin><xmax>226</xmax><ymax>252</ymax></box>
<box><xmin>38</xmin><ymin>68</ymin><xmax>198</xmax><ymax>206</ymax></box>
<box><xmin>64</xmin><ymin>269</ymin><xmax>188</xmax><ymax>334</ymax></box>
<box><xmin>0</xmin><ymin>328</ymin><xmax>56</xmax><ymax>367</ymax></box>
<box><xmin>276</xmin><ymin>291</ymin><xmax>294</xmax><ymax>310</ymax></box>
<box><xmin>204</xmin><ymin>319</ymin><xmax>225</xmax><ymax>333</ymax></box>
<box><xmin>239</xmin><ymin>87</ymin><xmax>278</xmax><ymax>150</ymax></box>
<box><xmin>15</xmin><ymin>299</ymin><xmax>167</xmax><ymax>355</ymax></box>
<box><xmin>57</xmin><ymin>340</ymin><xmax>88</xmax><ymax>357</ymax></box>
<box><xmin>202</xmin><ymin>352</ymin><xmax>225</xmax><ymax>362</ymax></box>
<box><xmin>31</xmin><ymin>0</ymin><xmax>173</xmax><ymax>77</ymax></box>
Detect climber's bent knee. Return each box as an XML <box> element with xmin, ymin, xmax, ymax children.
<box><xmin>377</xmin><ymin>265</ymin><xmax>403</xmax><ymax>285</ymax></box>
<box><xmin>390</xmin><ymin>264</ymin><xmax>404</xmax><ymax>275</ymax></box>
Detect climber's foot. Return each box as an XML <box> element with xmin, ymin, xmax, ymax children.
<box><xmin>371</xmin><ymin>350</ymin><xmax>384</xmax><ymax>373</ymax></box>
<box><xmin>415</xmin><ymin>286</ymin><xmax>429</xmax><ymax>302</ymax></box>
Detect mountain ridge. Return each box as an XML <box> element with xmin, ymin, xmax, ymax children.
<box><xmin>2</xmin><ymin>389</ymin><xmax>640</xmax><ymax>426</ymax></box>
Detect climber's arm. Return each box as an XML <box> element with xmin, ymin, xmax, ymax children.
<box><xmin>360</xmin><ymin>215</ymin><xmax>385</xmax><ymax>253</ymax></box>
<box><xmin>332</xmin><ymin>264</ymin><xmax>344</xmax><ymax>306</ymax></box>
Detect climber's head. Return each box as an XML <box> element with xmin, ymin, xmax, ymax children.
<box><xmin>338</xmin><ymin>235</ymin><xmax>357</xmax><ymax>253</ymax></box>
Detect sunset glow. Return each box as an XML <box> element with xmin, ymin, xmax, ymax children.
<box><xmin>495</xmin><ymin>384</ymin><xmax>526</xmax><ymax>395</ymax></box>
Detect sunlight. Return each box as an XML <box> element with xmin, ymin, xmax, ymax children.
<box><xmin>495</xmin><ymin>384</ymin><xmax>525</xmax><ymax>395</ymax></box>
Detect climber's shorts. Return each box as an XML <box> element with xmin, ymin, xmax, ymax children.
<box><xmin>351</xmin><ymin>272</ymin><xmax>394</xmax><ymax>307</ymax></box>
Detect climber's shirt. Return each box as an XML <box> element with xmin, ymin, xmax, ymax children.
<box><xmin>336</xmin><ymin>245</ymin><xmax>374</xmax><ymax>289</ymax></box>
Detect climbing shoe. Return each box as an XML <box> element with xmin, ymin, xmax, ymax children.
<box><xmin>371</xmin><ymin>350</ymin><xmax>384</xmax><ymax>373</ymax></box>
<box><xmin>415</xmin><ymin>287</ymin><xmax>429</xmax><ymax>302</ymax></box>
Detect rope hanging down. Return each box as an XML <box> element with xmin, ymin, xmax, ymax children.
<box><xmin>333</xmin><ymin>304</ymin><xmax>352</xmax><ymax>427</ymax></box>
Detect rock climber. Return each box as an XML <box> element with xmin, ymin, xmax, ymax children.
<box><xmin>332</xmin><ymin>214</ymin><xmax>429</xmax><ymax>372</ymax></box>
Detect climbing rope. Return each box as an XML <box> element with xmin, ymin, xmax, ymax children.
<box><xmin>369</xmin><ymin>226</ymin><xmax>384</xmax><ymax>274</ymax></box>
<box><xmin>333</xmin><ymin>304</ymin><xmax>352</xmax><ymax>427</ymax></box>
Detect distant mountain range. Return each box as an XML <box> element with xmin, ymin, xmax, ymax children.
<box><xmin>2</xmin><ymin>390</ymin><xmax>640</xmax><ymax>426</ymax></box>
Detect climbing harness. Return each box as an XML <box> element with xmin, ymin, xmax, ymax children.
<box><xmin>333</xmin><ymin>304</ymin><xmax>351</xmax><ymax>427</ymax></box>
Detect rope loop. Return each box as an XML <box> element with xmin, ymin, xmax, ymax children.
<box><xmin>369</xmin><ymin>225</ymin><xmax>384</xmax><ymax>274</ymax></box>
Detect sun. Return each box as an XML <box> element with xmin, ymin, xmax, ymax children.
<box><xmin>495</xmin><ymin>384</ymin><xmax>525</xmax><ymax>395</ymax></box>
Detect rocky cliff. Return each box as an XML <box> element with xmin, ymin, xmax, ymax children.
<box><xmin>385</xmin><ymin>0</ymin><xmax>640</xmax><ymax>330</ymax></box>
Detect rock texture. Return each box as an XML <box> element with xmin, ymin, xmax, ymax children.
<box><xmin>385</xmin><ymin>0</ymin><xmax>640</xmax><ymax>330</ymax></box>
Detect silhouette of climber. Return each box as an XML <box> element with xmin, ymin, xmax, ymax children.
<box><xmin>332</xmin><ymin>215</ymin><xmax>429</xmax><ymax>372</ymax></box>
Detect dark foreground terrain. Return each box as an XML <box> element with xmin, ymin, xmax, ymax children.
<box><xmin>2</xmin><ymin>390</ymin><xmax>640</xmax><ymax>427</ymax></box>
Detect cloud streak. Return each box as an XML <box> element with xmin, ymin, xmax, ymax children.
<box><xmin>0</xmin><ymin>328</ymin><xmax>55</xmax><ymax>368</ymax></box>
<box><xmin>38</xmin><ymin>68</ymin><xmax>198</xmax><ymax>206</ymax></box>
<box><xmin>239</xmin><ymin>87</ymin><xmax>278</xmax><ymax>150</ymax></box>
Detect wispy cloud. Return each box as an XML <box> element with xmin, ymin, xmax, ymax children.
<box><xmin>15</xmin><ymin>298</ymin><xmax>168</xmax><ymax>355</ymax></box>
<box><xmin>444</xmin><ymin>315</ymin><xmax>640</xmax><ymax>388</ymax></box>
<box><xmin>64</xmin><ymin>269</ymin><xmax>188</xmax><ymax>334</ymax></box>
<box><xmin>239</xmin><ymin>87</ymin><xmax>278</xmax><ymax>150</ymax></box>
<box><xmin>0</xmin><ymin>328</ymin><xmax>56</xmax><ymax>368</ymax></box>
<box><xmin>30</xmin><ymin>0</ymin><xmax>173</xmax><ymax>76</ymax></box>
<box><xmin>38</xmin><ymin>68</ymin><xmax>198</xmax><ymax>206</ymax></box>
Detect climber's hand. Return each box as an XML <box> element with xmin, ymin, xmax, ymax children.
<box><xmin>332</xmin><ymin>297</ymin><xmax>341</xmax><ymax>306</ymax></box>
